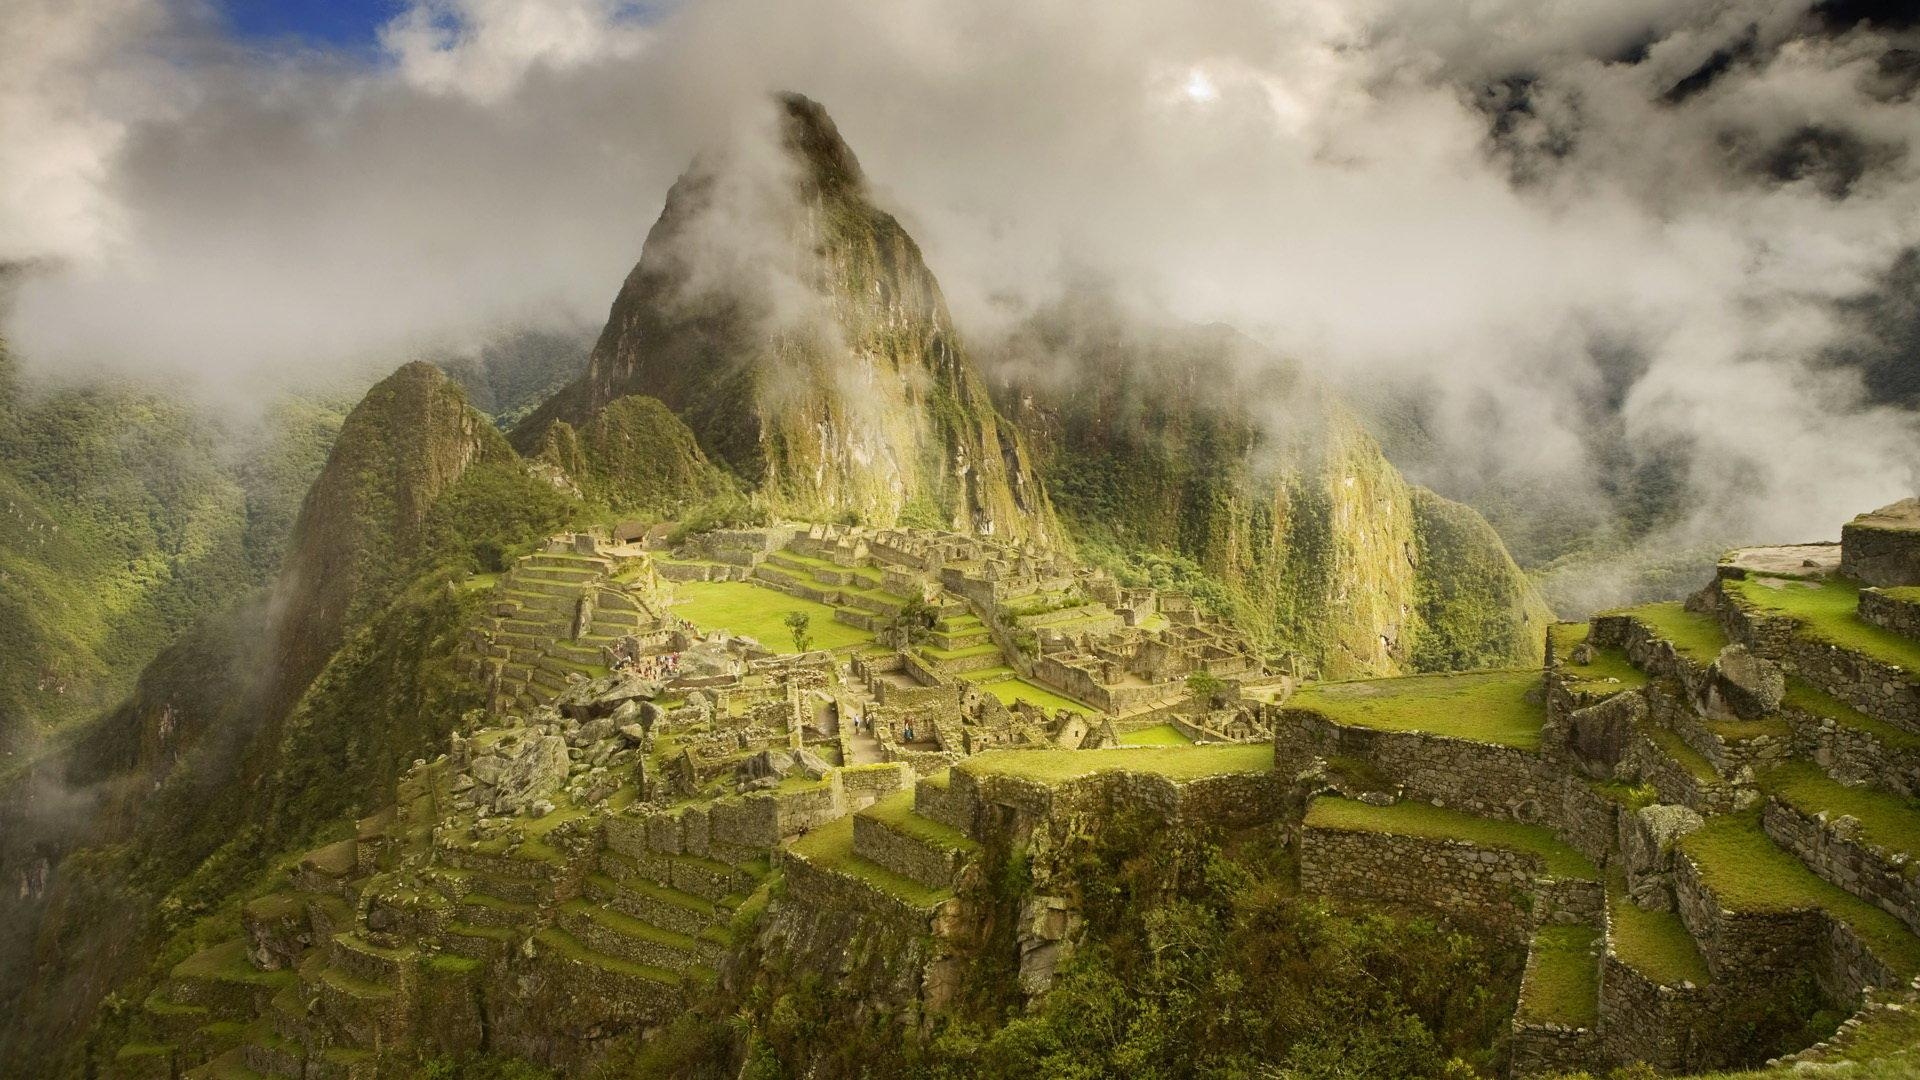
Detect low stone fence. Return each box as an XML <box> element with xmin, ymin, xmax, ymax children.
<box><xmin>1590</xmin><ymin>615</ymin><xmax>1713</xmax><ymax>694</ymax></box>
<box><xmin>1272</xmin><ymin>709</ymin><xmax>1558</xmax><ymax>822</ymax></box>
<box><xmin>1858</xmin><ymin>589</ymin><xmax>1920</xmax><ymax>640</ymax></box>
<box><xmin>1763</xmin><ymin>796</ymin><xmax>1920</xmax><ymax>937</ymax></box>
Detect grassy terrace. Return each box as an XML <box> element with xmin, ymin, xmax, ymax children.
<box><xmin>1681</xmin><ymin>814</ymin><xmax>1920</xmax><ymax>977</ymax></box>
<box><xmin>787</xmin><ymin>815</ymin><xmax>948</xmax><ymax>908</ymax></box>
<box><xmin>1641</xmin><ymin>722</ymin><xmax>1719</xmax><ymax>784</ymax></box>
<box><xmin>1763</xmin><ymin>762</ymin><xmax>1920</xmax><ymax>868</ymax></box>
<box><xmin>1550</xmin><ymin>622</ymin><xmax>1650</xmax><ymax>697</ymax></box>
<box><xmin>1287</xmin><ymin>669</ymin><xmax>1544</xmax><ymax>750</ymax></box>
<box><xmin>1728</xmin><ymin>576</ymin><xmax>1920</xmax><ymax>674</ymax></box>
<box><xmin>984</xmin><ymin>677</ymin><xmax>1090</xmax><ymax>716</ymax></box>
<box><xmin>1786</xmin><ymin>678</ymin><xmax>1920</xmax><ymax>750</ymax></box>
<box><xmin>1304</xmin><ymin>797</ymin><xmax>1597</xmax><ymax>879</ymax></box>
<box><xmin>1608</xmin><ymin>876</ymin><xmax>1709</xmax><ymax>986</ymax></box>
<box><xmin>1517</xmin><ymin>923</ymin><xmax>1600</xmax><ymax>1028</ymax></box>
<box><xmin>670</xmin><ymin>580</ymin><xmax>872</xmax><ymax>652</ymax></box>
<box><xmin>862</xmin><ymin>790</ymin><xmax>978</xmax><ymax>852</ymax></box>
<box><xmin>1120</xmin><ymin>723</ymin><xmax>1193</xmax><ymax>746</ymax></box>
<box><xmin>1616</xmin><ymin>601</ymin><xmax>1728</xmax><ymax>664</ymax></box>
<box><xmin>175</xmin><ymin>939</ymin><xmax>295</xmax><ymax>988</ymax></box>
<box><xmin>957</xmin><ymin>744</ymin><xmax>1271</xmax><ymax>785</ymax></box>
<box><xmin>533</xmin><ymin>927</ymin><xmax>680</xmax><ymax>985</ymax></box>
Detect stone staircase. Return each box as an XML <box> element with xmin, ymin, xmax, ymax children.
<box><xmin>479</xmin><ymin>549</ymin><xmax>661</xmax><ymax>714</ymax></box>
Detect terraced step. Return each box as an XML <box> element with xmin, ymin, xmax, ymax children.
<box><xmin>787</xmin><ymin>814</ymin><xmax>953</xmax><ymax>910</ymax></box>
<box><xmin>1760</xmin><ymin>763</ymin><xmax>1920</xmax><ymax>935</ymax></box>
<box><xmin>242</xmin><ymin>1026</ymin><xmax>306</xmax><ymax>1078</ymax></box>
<box><xmin>327</xmin><ymin>933</ymin><xmax>414</xmax><ymax>987</ymax></box>
<box><xmin>586</xmin><ymin>872</ymin><xmax>724</xmax><ymax>938</ymax></box>
<box><xmin>109</xmin><ymin>1042</ymin><xmax>176</xmax><ymax>1080</ymax></box>
<box><xmin>852</xmin><ymin>790</ymin><xmax>979</xmax><ymax>891</ymax></box>
<box><xmin>502</xmin><ymin>586</ymin><xmax>577</xmax><ymax>612</ymax></box>
<box><xmin>1617</xmin><ymin>601</ymin><xmax>1729</xmax><ymax>669</ymax></box>
<box><xmin>531</xmin><ymin>926</ymin><xmax>688</xmax><ymax>1008</ymax></box>
<box><xmin>1514</xmin><ymin>922</ymin><xmax>1600</xmax><ymax>1030</ymax></box>
<box><xmin>523</xmin><ymin>552</ymin><xmax>614</xmax><ymax>574</ymax></box>
<box><xmin>1606</xmin><ymin>877</ymin><xmax>1709</xmax><ymax>988</ymax></box>
<box><xmin>1679</xmin><ymin>813</ymin><xmax>1920</xmax><ymax>983</ymax></box>
<box><xmin>916</xmin><ymin>642</ymin><xmax>1005</xmax><ymax>675</ymax></box>
<box><xmin>169</xmin><ymin>940</ymin><xmax>296</xmax><ymax>1020</ymax></box>
<box><xmin>556</xmin><ymin>899</ymin><xmax>721</xmax><ymax>973</ymax></box>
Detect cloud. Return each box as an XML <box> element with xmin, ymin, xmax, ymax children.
<box><xmin>1</xmin><ymin>0</ymin><xmax>1917</xmax><ymax>590</ymax></box>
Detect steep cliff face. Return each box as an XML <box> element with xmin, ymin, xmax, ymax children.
<box><xmin>270</xmin><ymin>361</ymin><xmax>512</xmax><ymax>701</ymax></box>
<box><xmin>990</xmin><ymin>307</ymin><xmax>1548</xmax><ymax>677</ymax></box>
<box><xmin>523</xmin><ymin>94</ymin><xmax>1055</xmax><ymax>542</ymax></box>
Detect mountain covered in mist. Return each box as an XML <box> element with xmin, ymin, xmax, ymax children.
<box><xmin>990</xmin><ymin>302</ymin><xmax>1550</xmax><ymax>677</ymax></box>
<box><xmin>518</xmin><ymin>94</ymin><xmax>1057</xmax><ymax>544</ymax></box>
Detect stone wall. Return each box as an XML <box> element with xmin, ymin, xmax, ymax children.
<box><xmin>1786</xmin><ymin>700</ymin><xmax>1920</xmax><ymax>799</ymax></box>
<box><xmin>1842</xmin><ymin>516</ymin><xmax>1920</xmax><ymax>587</ymax></box>
<box><xmin>1272</xmin><ymin>709</ymin><xmax>1557</xmax><ymax>821</ymax></box>
<box><xmin>1858</xmin><ymin>588</ymin><xmax>1920</xmax><ymax>640</ymax></box>
<box><xmin>1781</xmin><ymin>637</ymin><xmax>1920</xmax><ymax>736</ymax></box>
<box><xmin>1597</xmin><ymin>954</ymin><xmax>1704</xmax><ymax>1073</ymax></box>
<box><xmin>1298</xmin><ymin>826</ymin><xmax>1550</xmax><ymax>940</ymax></box>
<box><xmin>853</xmin><ymin>816</ymin><xmax>964</xmax><ymax>890</ymax></box>
<box><xmin>1673</xmin><ymin>852</ymin><xmax>1823</xmax><ymax>985</ymax></box>
<box><xmin>1763</xmin><ymin>797</ymin><xmax>1920</xmax><ymax>937</ymax></box>
<box><xmin>949</xmin><ymin>765</ymin><xmax>1285</xmax><ymax>843</ymax></box>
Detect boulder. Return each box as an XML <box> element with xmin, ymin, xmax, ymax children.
<box><xmin>1564</xmin><ymin>692</ymin><xmax>1646</xmax><ymax>779</ymax></box>
<box><xmin>794</xmin><ymin>749</ymin><xmax>833</xmax><ymax>781</ymax></box>
<box><xmin>1624</xmin><ymin>803</ymin><xmax>1704</xmax><ymax>911</ymax></box>
<box><xmin>740</xmin><ymin>749</ymin><xmax>796</xmax><ymax>779</ymax></box>
<box><xmin>1702</xmin><ymin>644</ymin><xmax>1785</xmax><ymax>721</ymax></box>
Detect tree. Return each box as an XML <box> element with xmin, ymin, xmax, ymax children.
<box><xmin>783</xmin><ymin>610</ymin><xmax>813</xmax><ymax>653</ymax></box>
<box><xmin>887</xmin><ymin>593</ymin><xmax>938</xmax><ymax>649</ymax></box>
<box><xmin>1186</xmin><ymin>670</ymin><xmax>1228</xmax><ymax>709</ymax></box>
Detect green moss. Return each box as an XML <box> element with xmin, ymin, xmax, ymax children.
<box><xmin>958</xmin><ymin>745</ymin><xmax>1273</xmax><ymax>785</ymax></box>
<box><xmin>1641</xmin><ymin>722</ymin><xmax>1719</xmax><ymax>784</ymax></box>
<box><xmin>1607</xmin><ymin>876</ymin><xmax>1709</xmax><ymax>986</ymax></box>
<box><xmin>1408</xmin><ymin>488</ymin><xmax>1552</xmax><ymax>674</ymax></box>
<box><xmin>1729</xmin><ymin>576</ymin><xmax>1920</xmax><ymax>674</ymax></box>
<box><xmin>982</xmin><ymin>677</ymin><xmax>1090</xmax><ymax>715</ymax></box>
<box><xmin>1551</xmin><ymin>624</ymin><xmax>1651</xmax><ymax>698</ymax></box>
<box><xmin>1681</xmin><ymin>814</ymin><xmax>1920</xmax><ymax>976</ymax></box>
<box><xmin>1516</xmin><ymin>923</ymin><xmax>1599</xmax><ymax>1028</ymax></box>
<box><xmin>1288</xmin><ymin>669</ymin><xmax>1544</xmax><ymax>749</ymax></box>
<box><xmin>1304</xmin><ymin>796</ymin><xmax>1596</xmax><ymax>879</ymax></box>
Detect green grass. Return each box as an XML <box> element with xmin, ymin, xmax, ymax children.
<box><xmin>1785</xmin><ymin>678</ymin><xmax>1920</xmax><ymax>751</ymax></box>
<box><xmin>918</xmin><ymin>641</ymin><xmax>1003</xmax><ymax>662</ymax></box>
<box><xmin>1618</xmin><ymin>601</ymin><xmax>1728</xmax><ymax>664</ymax></box>
<box><xmin>861</xmin><ymin>790</ymin><xmax>979</xmax><ymax>852</ymax></box>
<box><xmin>1763</xmin><ymin>762</ymin><xmax>1920</xmax><ymax>868</ymax></box>
<box><xmin>1681</xmin><ymin>814</ymin><xmax>1920</xmax><ymax>976</ymax></box>
<box><xmin>1303</xmin><ymin>796</ymin><xmax>1597</xmax><ymax>879</ymax></box>
<box><xmin>1608</xmin><ymin>876</ymin><xmax>1709</xmax><ymax>986</ymax></box>
<box><xmin>1516</xmin><ymin>923</ymin><xmax>1600</xmax><ymax>1028</ymax></box>
<box><xmin>1287</xmin><ymin>669</ymin><xmax>1544</xmax><ymax>750</ymax></box>
<box><xmin>983</xmin><ymin>677</ymin><xmax>1090</xmax><ymax>715</ymax></box>
<box><xmin>173</xmin><ymin>939</ymin><xmax>295</xmax><ymax>988</ymax></box>
<box><xmin>670</xmin><ymin>580</ymin><xmax>872</xmax><ymax>652</ymax></box>
<box><xmin>958</xmin><ymin>745</ymin><xmax>1273</xmax><ymax>785</ymax></box>
<box><xmin>787</xmin><ymin>815</ymin><xmax>949</xmax><ymax>908</ymax></box>
<box><xmin>1550</xmin><ymin>622</ymin><xmax>1651</xmax><ymax>697</ymax></box>
<box><xmin>1728</xmin><ymin>576</ymin><xmax>1920</xmax><ymax>674</ymax></box>
<box><xmin>1642</xmin><ymin>722</ymin><xmax>1720</xmax><ymax>784</ymax></box>
<box><xmin>1119</xmin><ymin>723</ymin><xmax>1193</xmax><ymax>746</ymax></box>
<box><xmin>533</xmin><ymin>927</ymin><xmax>680</xmax><ymax>984</ymax></box>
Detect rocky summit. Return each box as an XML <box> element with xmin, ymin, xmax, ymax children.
<box><xmin>4</xmin><ymin>87</ymin><xmax>1919</xmax><ymax>1080</ymax></box>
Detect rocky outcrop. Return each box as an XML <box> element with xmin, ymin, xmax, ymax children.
<box><xmin>518</xmin><ymin>394</ymin><xmax>730</xmax><ymax>510</ymax></box>
<box><xmin>522</xmin><ymin>94</ymin><xmax>1057</xmax><ymax>543</ymax></box>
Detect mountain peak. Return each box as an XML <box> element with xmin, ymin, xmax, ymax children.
<box><xmin>774</xmin><ymin>92</ymin><xmax>864</xmax><ymax>197</ymax></box>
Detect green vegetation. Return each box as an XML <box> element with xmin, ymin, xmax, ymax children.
<box><xmin>1763</xmin><ymin>763</ymin><xmax>1920</xmax><ymax>867</ymax></box>
<box><xmin>671</xmin><ymin>581</ymin><xmax>871</xmax><ymax>652</ymax></box>
<box><xmin>1642</xmin><ymin>722</ymin><xmax>1719</xmax><ymax>784</ymax></box>
<box><xmin>1288</xmin><ymin>669</ymin><xmax>1545</xmax><ymax>749</ymax></box>
<box><xmin>1305</xmin><ymin>796</ymin><xmax>1597</xmax><ymax>879</ymax></box>
<box><xmin>1617</xmin><ymin>600</ymin><xmax>1727</xmax><ymax>664</ymax></box>
<box><xmin>1607</xmin><ymin>876</ymin><xmax>1709</xmax><ymax>986</ymax></box>
<box><xmin>1728</xmin><ymin>576</ymin><xmax>1920</xmax><ymax>673</ymax></box>
<box><xmin>1408</xmin><ymin>488</ymin><xmax>1552</xmax><ymax>674</ymax></box>
<box><xmin>959</xmin><ymin>744</ymin><xmax>1273</xmax><ymax>784</ymax></box>
<box><xmin>1119</xmin><ymin>723</ymin><xmax>1193</xmax><ymax>746</ymax></box>
<box><xmin>1680</xmin><ymin>814</ymin><xmax>1920</xmax><ymax>976</ymax></box>
<box><xmin>782</xmin><ymin>610</ymin><xmax>813</xmax><ymax>653</ymax></box>
<box><xmin>1517</xmin><ymin>924</ymin><xmax>1600</xmax><ymax>1028</ymax></box>
<box><xmin>523</xmin><ymin>394</ymin><xmax>730</xmax><ymax>514</ymax></box>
